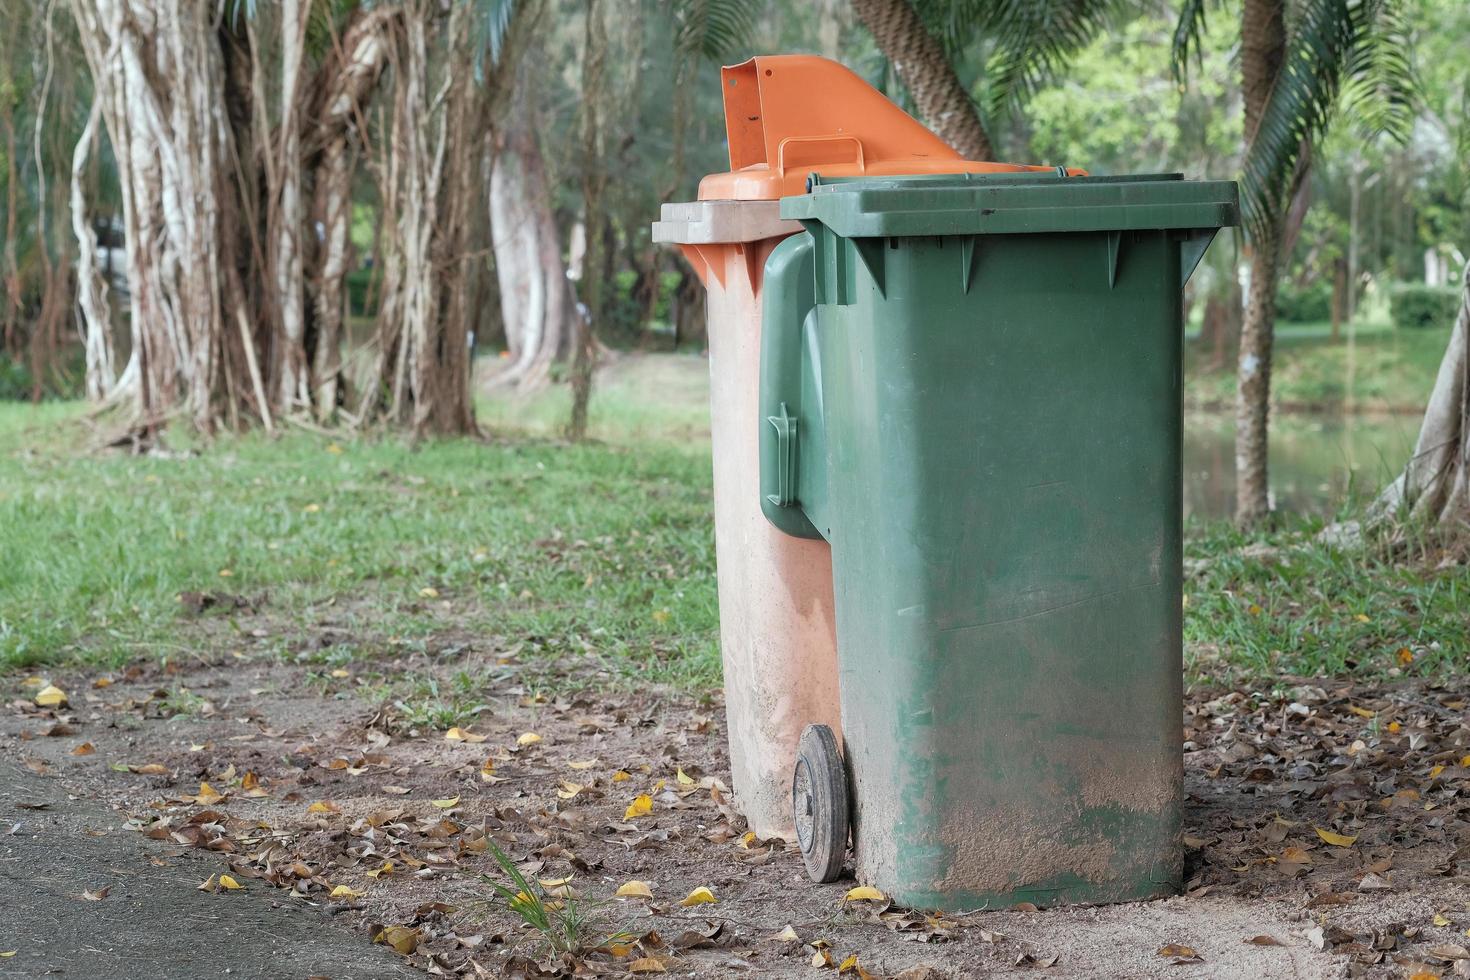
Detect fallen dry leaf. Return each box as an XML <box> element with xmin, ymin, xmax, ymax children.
<box><xmin>627</xmin><ymin>958</ymin><xmax>666</xmax><ymax>974</ymax></box>
<box><xmin>616</xmin><ymin>880</ymin><xmax>653</xmax><ymax>899</ymax></box>
<box><xmin>624</xmin><ymin>794</ymin><xmax>653</xmax><ymax>820</ymax></box>
<box><xmin>373</xmin><ymin>925</ymin><xmax>420</xmax><ymax>955</ymax></box>
<box><xmin>843</xmin><ymin>886</ymin><xmax>886</xmax><ymax>903</ymax></box>
<box><xmin>71</xmin><ymin>743</ymin><xmax>95</xmax><ymax>757</ymax></box>
<box><xmin>430</xmin><ymin>796</ymin><xmax>460</xmax><ymax>809</ymax></box>
<box><xmin>679</xmin><ymin>886</ymin><xmax>717</xmax><ymax>907</ymax></box>
<box><xmin>445</xmin><ymin>727</ymin><xmax>487</xmax><ymax>743</ymax></box>
<box><xmin>1314</xmin><ymin>827</ymin><xmax>1358</xmax><ymax>847</ymax></box>
<box><xmin>330</xmin><ymin>885</ymin><xmax>365</xmax><ymax>899</ymax></box>
<box><xmin>516</xmin><ymin>732</ymin><xmax>542</xmax><ymax>747</ymax></box>
<box><xmin>81</xmin><ymin>886</ymin><xmax>110</xmax><ymax>901</ymax></box>
<box><xmin>34</xmin><ymin>685</ymin><xmax>67</xmax><ymax>708</ymax></box>
<box><xmin>218</xmin><ymin>875</ymin><xmax>243</xmax><ymax>890</ymax></box>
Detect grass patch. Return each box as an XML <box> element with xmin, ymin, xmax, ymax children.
<box><xmin>1184</xmin><ymin>515</ymin><xmax>1470</xmax><ymax>685</ymax></box>
<box><xmin>1185</xmin><ymin>318</ymin><xmax>1449</xmax><ymax>412</ymax></box>
<box><xmin>0</xmin><ymin>405</ymin><xmax>719</xmax><ymax>686</ymax></box>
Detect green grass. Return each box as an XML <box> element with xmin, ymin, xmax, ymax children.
<box><xmin>1184</xmin><ymin>516</ymin><xmax>1469</xmax><ymax>686</ymax></box>
<box><xmin>0</xmin><ymin>398</ymin><xmax>720</xmax><ymax>687</ymax></box>
<box><xmin>2</xmin><ymin>352</ymin><xmax>1465</xmax><ymax>688</ymax></box>
<box><xmin>1185</xmin><ymin>318</ymin><xmax>1450</xmax><ymax>412</ymax></box>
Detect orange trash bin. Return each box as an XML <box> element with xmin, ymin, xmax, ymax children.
<box><xmin>653</xmin><ymin>55</ymin><xmax>1064</xmax><ymax>839</ymax></box>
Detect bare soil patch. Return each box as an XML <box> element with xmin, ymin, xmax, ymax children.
<box><xmin>4</xmin><ymin>627</ymin><xmax>1469</xmax><ymax>979</ymax></box>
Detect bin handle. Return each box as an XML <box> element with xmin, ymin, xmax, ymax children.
<box><xmin>765</xmin><ymin>403</ymin><xmax>799</xmax><ymax>509</ymax></box>
<box><xmin>777</xmin><ymin>135</ymin><xmax>865</xmax><ymax>177</ymax></box>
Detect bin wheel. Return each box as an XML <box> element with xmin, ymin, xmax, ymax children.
<box><xmin>793</xmin><ymin>724</ymin><xmax>848</xmax><ymax>883</ymax></box>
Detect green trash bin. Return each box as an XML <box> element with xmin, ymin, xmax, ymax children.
<box><xmin>760</xmin><ymin>171</ymin><xmax>1238</xmax><ymax>909</ymax></box>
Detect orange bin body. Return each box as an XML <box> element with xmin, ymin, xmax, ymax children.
<box><xmin>653</xmin><ymin>55</ymin><xmax>1064</xmax><ymax>839</ymax></box>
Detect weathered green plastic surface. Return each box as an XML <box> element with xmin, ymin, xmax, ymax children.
<box><xmin>760</xmin><ymin>172</ymin><xmax>1238</xmax><ymax>909</ymax></box>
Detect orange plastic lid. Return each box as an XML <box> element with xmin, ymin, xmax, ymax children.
<box><xmin>698</xmin><ymin>56</ymin><xmax>1072</xmax><ymax>202</ymax></box>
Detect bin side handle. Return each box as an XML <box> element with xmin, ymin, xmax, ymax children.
<box><xmin>759</xmin><ymin>234</ymin><xmax>824</xmax><ymax>540</ymax></box>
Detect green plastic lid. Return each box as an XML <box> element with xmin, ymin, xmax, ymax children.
<box><xmin>780</xmin><ymin>171</ymin><xmax>1239</xmax><ymax>237</ymax></box>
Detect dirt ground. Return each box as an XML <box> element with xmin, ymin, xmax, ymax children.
<box><xmin>3</xmin><ymin>614</ymin><xmax>1469</xmax><ymax>979</ymax></box>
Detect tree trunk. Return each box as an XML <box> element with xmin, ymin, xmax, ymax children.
<box><xmin>270</xmin><ymin>0</ymin><xmax>309</xmax><ymax>412</ymax></box>
<box><xmin>305</xmin><ymin>6</ymin><xmax>401</xmax><ymax>421</ymax></box>
<box><xmin>1374</xmin><ymin>260</ymin><xmax>1470</xmax><ymax>536</ymax></box>
<box><xmin>71</xmin><ymin>95</ymin><xmax>114</xmax><ymax>401</ymax></box>
<box><xmin>849</xmin><ymin>0</ymin><xmax>993</xmax><ymax>160</ymax></box>
<box><xmin>71</xmin><ymin>0</ymin><xmax>255</xmax><ymax>435</ymax></box>
<box><xmin>1233</xmin><ymin>0</ymin><xmax>1288</xmax><ymax>524</ymax></box>
<box><xmin>568</xmin><ymin>0</ymin><xmax>607</xmax><ymax>442</ymax></box>
<box><xmin>487</xmin><ymin>121</ymin><xmax>571</xmax><ymax>390</ymax></box>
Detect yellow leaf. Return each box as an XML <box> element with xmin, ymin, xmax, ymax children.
<box><xmin>651</xmin><ymin>609</ymin><xmax>671</xmax><ymax>625</ymax></box>
<box><xmin>445</xmin><ymin>727</ymin><xmax>487</xmax><ymax>743</ymax></box>
<box><xmin>842</xmin><ymin>886</ymin><xmax>886</xmax><ymax>902</ymax></box>
<box><xmin>71</xmin><ymin>742</ymin><xmax>95</xmax><ymax>756</ymax></box>
<box><xmin>0</xmin><ymin>951</ymin><xmax>14</xmax><ymax>958</ymax></box>
<box><xmin>325</xmin><ymin>443</ymin><xmax>344</xmax><ymax>455</ymax></box>
<box><xmin>218</xmin><ymin>569</ymin><xmax>233</xmax><ymax>578</ymax></box>
<box><xmin>739</xmin><ymin>831</ymin><xmax>758</xmax><ymax>849</ymax></box>
<box><xmin>418</xmin><ymin>587</ymin><xmax>440</xmax><ymax>598</ymax></box>
<box><xmin>616</xmin><ymin>880</ymin><xmax>653</xmax><ymax>899</ymax></box>
<box><xmin>624</xmin><ymin>794</ymin><xmax>653</xmax><ymax>820</ymax></box>
<box><xmin>20</xmin><ymin>676</ymin><xmax>43</xmax><ymax>688</ymax></box>
<box><xmin>374</xmin><ymin>925</ymin><xmax>420</xmax><ymax>955</ymax></box>
<box><xmin>92</xmin><ymin>677</ymin><xmax>113</xmax><ymax>689</ymax></box>
<box><xmin>776</xmin><ymin>925</ymin><xmax>800</xmax><ymax>942</ymax></box>
<box><xmin>567</xmin><ymin>759</ymin><xmax>597</xmax><ymax>770</ymax></box>
<box><xmin>218</xmin><ymin>875</ymin><xmax>243</xmax><ymax>890</ymax></box>
<box><xmin>192</xmin><ymin>782</ymin><xmax>225</xmax><ymax>805</ymax></box>
<box><xmin>1157</xmin><ymin>944</ymin><xmax>1196</xmax><ymax>958</ymax></box>
<box><xmin>130</xmin><ymin>763</ymin><xmax>168</xmax><ymax>775</ymax></box>
<box><xmin>1431</xmin><ymin>765</ymin><xmax>1446</xmax><ymax>778</ymax></box>
<box><xmin>366</xmin><ymin>861</ymin><xmax>394</xmax><ymax>879</ymax></box>
<box><xmin>557</xmin><ymin>782</ymin><xmax>583</xmax><ymax>800</ymax></box>
<box><xmin>330</xmin><ymin>885</ymin><xmax>365</xmax><ymax>899</ymax></box>
<box><xmin>1397</xmin><ymin>647</ymin><xmax>1415</xmax><ymax>666</ymax></box>
<box><xmin>612</xmin><ymin>770</ymin><xmax>631</xmax><ymax>782</ymax></box>
<box><xmin>628</xmin><ymin>958</ymin><xmax>666</xmax><ymax>974</ymax></box>
<box><xmin>307</xmin><ymin>800</ymin><xmax>339</xmax><ymax>814</ymax></box>
<box><xmin>1354</xmin><ymin>613</ymin><xmax>1371</xmax><ymax>623</ymax></box>
<box><xmin>480</xmin><ymin>758</ymin><xmax>498</xmax><ymax>782</ymax></box>
<box><xmin>1347</xmin><ymin>705</ymin><xmax>1375</xmax><ymax>718</ymax></box>
<box><xmin>1388</xmin><ymin>721</ymin><xmax>1402</xmax><ymax>733</ymax></box>
<box><xmin>517</xmin><ymin>731</ymin><xmax>542</xmax><ymax>747</ymax></box>
<box><xmin>329</xmin><ymin>668</ymin><xmax>350</xmax><ymax>679</ymax></box>
<box><xmin>1247</xmin><ymin>603</ymin><xmax>1262</xmax><ymax>616</ymax></box>
<box><xmin>1434</xmin><ymin>913</ymin><xmax>1452</xmax><ymax>927</ymax></box>
<box><xmin>812</xmin><ymin>949</ymin><xmax>834</xmax><ymax>968</ymax></box>
<box><xmin>34</xmin><ymin>685</ymin><xmax>67</xmax><ymax>708</ymax></box>
<box><xmin>676</xmin><ymin>768</ymin><xmax>696</xmax><ymax>786</ymax></box>
<box><xmin>838</xmin><ymin>955</ymin><xmax>859</xmax><ymax>973</ymax></box>
<box><xmin>1314</xmin><ymin>827</ymin><xmax>1358</xmax><ymax>847</ymax></box>
<box><xmin>303</xmin><ymin>503</ymin><xmax>321</xmax><ymax>513</ymax></box>
<box><xmin>679</xmin><ymin>886</ymin><xmax>717</xmax><ymax>907</ymax></box>
<box><xmin>431</xmin><ymin>796</ymin><xmax>460</xmax><ymax>809</ymax></box>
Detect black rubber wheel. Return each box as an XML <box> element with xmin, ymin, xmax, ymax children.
<box><xmin>792</xmin><ymin>723</ymin><xmax>848</xmax><ymax>883</ymax></box>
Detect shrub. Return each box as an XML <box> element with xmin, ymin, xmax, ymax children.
<box><xmin>1276</xmin><ymin>279</ymin><xmax>1332</xmax><ymax>323</ymax></box>
<box><xmin>1390</xmin><ymin>283</ymin><xmax>1461</xmax><ymax>330</ymax></box>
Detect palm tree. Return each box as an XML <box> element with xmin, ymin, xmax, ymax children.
<box><xmin>1173</xmin><ymin>0</ymin><xmax>1416</xmax><ymax>525</ymax></box>
<box><xmin>850</xmin><ymin>0</ymin><xmax>1134</xmax><ymax>159</ymax></box>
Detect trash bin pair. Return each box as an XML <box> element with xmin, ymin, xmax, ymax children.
<box><xmin>655</xmin><ymin>55</ymin><xmax>1238</xmax><ymax>910</ymax></box>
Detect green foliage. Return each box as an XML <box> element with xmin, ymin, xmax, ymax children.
<box><xmin>345</xmin><ymin>267</ymin><xmax>378</xmax><ymax>317</ymax></box>
<box><xmin>1276</xmin><ymin>279</ymin><xmax>1334</xmax><ymax>322</ymax></box>
<box><xmin>672</xmin><ymin>0</ymin><xmax>757</xmax><ymax>61</ymax></box>
<box><xmin>1389</xmin><ymin>281</ymin><xmax>1461</xmax><ymax>328</ymax></box>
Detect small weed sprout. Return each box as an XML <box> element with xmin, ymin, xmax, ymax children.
<box><xmin>479</xmin><ymin>840</ymin><xmax>632</xmax><ymax>956</ymax></box>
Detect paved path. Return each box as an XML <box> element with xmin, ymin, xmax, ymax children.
<box><xmin>0</xmin><ymin>764</ymin><xmax>419</xmax><ymax>979</ymax></box>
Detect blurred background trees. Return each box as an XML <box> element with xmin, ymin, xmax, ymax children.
<box><xmin>2</xmin><ymin>0</ymin><xmax>1468</xmax><ymax>523</ymax></box>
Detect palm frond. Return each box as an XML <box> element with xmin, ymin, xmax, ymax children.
<box><xmin>1170</xmin><ymin>0</ymin><xmax>1215</xmax><ymax>86</ymax></box>
<box><xmin>673</xmin><ymin>0</ymin><xmax>757</xmax><ymax>63</ymax></box>
<box><xmin>1338</xmin><ymin>0</ymin><xmax>1417</xmax><ymax>144</ymax></box>
<box><xmin>1240</xmin><ymin>0</ymin><xmax>1357</xmax><ymax>236</ymax></box>
<box><xmin>471</xmin><ymin>0</ymin><xmax>519</xmax><ymax>67</ymax></box>
<box><xmin>1241</xmin><ymin>0</ymin><xmax>1420</xmax><ymax>236</ymax></box>
<box><xmin>913</xmin><ymin>0</ymin><xmax>1137</xmax><ymax>113</ymax></box>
